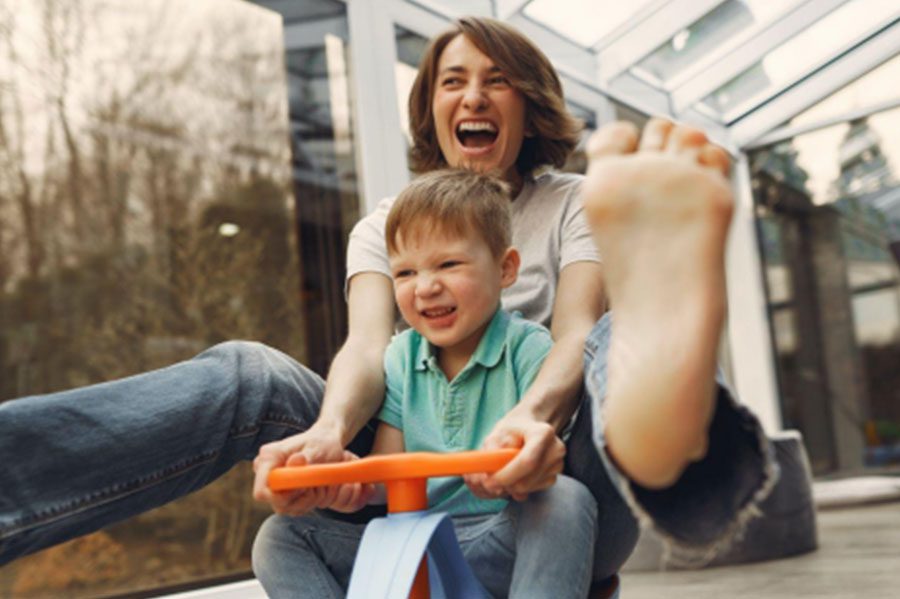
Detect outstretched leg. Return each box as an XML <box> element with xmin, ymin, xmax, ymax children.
<box><xmin>0</xmin><ymin>341</ymin><xmax>326</xmax><ymax>564</ymax></box>
<box><xmin>581</xmin><ymin>119</ymin><xmax>734</xmax><ymax>489</ymax></box>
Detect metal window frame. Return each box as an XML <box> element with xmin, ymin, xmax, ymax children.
<box><xmin>724</xmin><ymin>154</ymin><xmax>783</xmax><ymax>432</ymax></box>
<box><xmin>730</xmin><ymin>19</ymin><xmax>900</xmax><ymax>148</ymax></box>
<box><xmin>595</xmin><ymin>0</ymin><xmax>725</xmax><ymax>83</ymax></box>
<box><xmin>283</xmin><ymin>16</ymin><xmax>349</xmax><ymax>49</ymax></box>
<box><xmin>670</xmin><ymin>0</ymin><xmax>850</xmax><ymax>115</ymax></box>
<box><xmin>747</xmin><ymin>96</ymin><xmax>900</xmax><ymax>150</ymax></box>
<box><xmin>494</xmin><ymin>0</ymin><xmax>531</xmax><ymax>21</ymax></box>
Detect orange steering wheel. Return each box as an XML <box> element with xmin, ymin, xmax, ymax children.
<box><xmin>268</xmin><ymin>448</ymin><xmax>519</xmax><ymax>512</ymax></box>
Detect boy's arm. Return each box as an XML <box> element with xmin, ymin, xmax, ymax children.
<box><xmin>477</xmin><ymin>261</ymin><xmax>606</xmax><ymax>500</ymax></box>
<box><xmin>252</xmin><ymin>272</ymin><xmax>395</xmax><ymax>516</ymax></box>
<box><xmin>359</xmin><ymin>422</ymin><xmax>405</xmax><ymax>506</ymax></box>
<box><xmin>371</xmin><ymin>421</ymin><xmax>405</xmax><ymax>455</ymax></box>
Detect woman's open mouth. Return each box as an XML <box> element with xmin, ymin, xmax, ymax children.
<box><xmin>456</xmin><ymin>121</ymin><xmax>498</xmax><ymax>151</ymax></box>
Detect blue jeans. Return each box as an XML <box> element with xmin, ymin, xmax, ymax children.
<box><xmin>252</xmin><ymin>475</ymin><xmax>597</xmax><ymax>599</ymax></box>
<box><xmin>0</xmin><ymin>315</ymin><xmax>775</xmax><ymax>572</ymax></box>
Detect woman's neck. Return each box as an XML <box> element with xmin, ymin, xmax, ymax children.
<box><xmin>506</xmin><ymin>170</ymin><xmax>524</xmax><ymax>199</ymax></box>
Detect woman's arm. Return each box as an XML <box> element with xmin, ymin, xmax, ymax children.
<box><xmin>476</xmin><ymin>261</ymin><xmax>606</xmax><ymax>500</ymax></box>
<box><xmin>252</xmin><ymin>272</ymin><xmax>395</xmax><ymax>515</ymax></box>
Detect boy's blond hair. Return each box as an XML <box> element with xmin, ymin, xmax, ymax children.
<box><xmin>385</xmin><ymin>169</ymin><xmax>512</xmax><ymax>258</ymax></box>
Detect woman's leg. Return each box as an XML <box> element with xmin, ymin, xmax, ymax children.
<box><xmin>580</xmin><ymin>313</ymin><xmax>776</xmax><ymax>567</ymax></box>
<box><xmin>252</xmin><ymin>513</ymin><xmax>364</xmax><ymax>599</ymax></box>
<box><xmin>0</xmin><ymin>341</ymin><xmax>342</xmax><ymax>564</ymax></box>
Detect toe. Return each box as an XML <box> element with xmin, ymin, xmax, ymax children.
<box><xmin>586</xmin><ymin>121</ymin><xmax>639</xmax><ymax>158</ymax></box>
<box><xmin>638</xmin><ymin>117</ymin><xmax>675</xmax><ymax>151</ymax></box>
<box><xmin>665</xmin><ymin>124</ymin><xmax>708</xmax><ymax>158</ymax></box>
<box><xmin>699</xmin><ymin>143</ymin><xmax>732</xmax><ymax>177</ymax></box>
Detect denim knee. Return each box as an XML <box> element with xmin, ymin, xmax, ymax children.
<box><xmin>523</xmin><ymin>475</ymin><xmax>598</xmax><ymax>532</ymax></box>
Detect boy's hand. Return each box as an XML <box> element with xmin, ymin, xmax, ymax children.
<box><xmin>252</xmin><ymin>423</ymin><xmax>346</xmax><ymax>516</ymax></box>
<box><xmin>328</xmin><ymin>452</ymin><xmax>377</xmax><ymax>513</ymax></box>
<box><xmin>464</xmin><ymin>414</ymin><xmax>565</xmax><ymax>502</ymax></box>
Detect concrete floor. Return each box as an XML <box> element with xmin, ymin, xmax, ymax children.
<box><xmin>164</xmin><ymin>501</ymin><xmax>900</xmax><ymax>599</ymax></box>
<box><xmin>620</xmin><ymin>501</ymin><xmax>900</xmax><ymax>599</ymax></box>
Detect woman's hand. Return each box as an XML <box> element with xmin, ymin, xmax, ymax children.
<box><xmin>252</xmin><ymin>424</ymin><xmax>347</xmax><ymax>516</ymax></box>
<box><xmin>464</xmin><ymin>409</ymin><xmax>565</xmax><ymax>502</ymax></box>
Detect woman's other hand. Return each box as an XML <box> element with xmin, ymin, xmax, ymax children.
<box><xmin>464</xmin><ymin>411</ymin><xmax>565</xmax><ymax>502</ymax></box>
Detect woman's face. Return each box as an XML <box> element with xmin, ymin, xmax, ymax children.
<box><xmin>432</xmin><ymin>34</ymin><xmax>528</xmax><ymax>187</ymax></box>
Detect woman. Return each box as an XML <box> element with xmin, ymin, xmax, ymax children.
<box><xmin>0</xmin><ymin>16</ymin><xmax>774</xmax><ymax>591</ymax></box>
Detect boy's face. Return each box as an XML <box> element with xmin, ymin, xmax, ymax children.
<box><xmin>389</xmin><ymin>225</ymin><xmax>519</xmax><ymax>360</ymax></box>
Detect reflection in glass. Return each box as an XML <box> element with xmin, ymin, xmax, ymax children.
<box><xmin>632</xmin><ymin>0</ymin><xmax>792</xmax><ymax>86</ymax></box>
<box><xmin>0</xmin><ymin>0</ymin><xmax>356</xmax><ymax>595</ymax></box>
<box><xmin>703</xmin><ymin>0</ymin><xmax>895</xmax><ymax>120</ymax></box>
<box><xmin>751</xmin><ymin>106</ymin><xmax>900</xmax><ymax>475</ymax></box>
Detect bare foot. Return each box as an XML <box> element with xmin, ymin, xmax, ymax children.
<box><xmin>582</xmin><ymin>118</ymin><xmax>734</xmax><ymax>489</ymax></box>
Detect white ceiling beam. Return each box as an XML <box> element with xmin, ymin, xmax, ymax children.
<box><xmin>595</xmin><ymin>0</ymin><xmax>725</xmax><ymax>84</ymax></box>
<box><xmin>504</xmin><ymin>13</ymin><xmax>597</xmax><ymax>82</ymax></box>
<box><xmin>404</xmin><ymin>0</ymin><xmax>492</xmax><ymax>19</ymax></box>
<box><xmin>670</xmin><ymin>0</ymin><xmax>850</xmax><ymax>115</ymax></box>
<box><xmin>388</xmin><ymin>0</ymin><xmax>451</xmax><ymax>37</ymax></box>
<box><xmin>494</xmin><ymin>0</ymin><xmax>531</xmax><ymax>21</ymax></box>
<box><xmin>747</xmin><ymin>96</ymin><xmax>900</xmax><ymax>150</ymax></box>
<box><xmin>731</xmin><ymin>20</ymin><xmax>900</xmax><ymax>149</ymax></box>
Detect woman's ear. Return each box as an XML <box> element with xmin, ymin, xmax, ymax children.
<box><xmin>499</xmin><ymin>247</ymin><xmax>520</xmax><ymax>288</ymax></box>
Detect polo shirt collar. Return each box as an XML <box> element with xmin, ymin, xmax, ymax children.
<box><xmin>413</xmin><ymin>308</ymin><xmax>510</xmax><ymax>372</ymax></box>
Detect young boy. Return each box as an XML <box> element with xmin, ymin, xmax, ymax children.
<box><xmin>253</xmin><ymin>169</ymin><xmax>598</xmax><ymax>598</ymax></box>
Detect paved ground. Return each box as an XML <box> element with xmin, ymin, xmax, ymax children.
<box><xmin>164</xmin><ymin>501</ymin><xmax>900</xmax><ymax>599</ymax></box>
<box><xmin>620</xmin><ymin>501</ymin><xmax>900</xmax><ymax>599</ymax></box>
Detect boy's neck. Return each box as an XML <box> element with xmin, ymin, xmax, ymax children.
<box><xmin>437</xmin><ymin>345</ymin><xmax>475</xmax><ymax>382</ymax></box>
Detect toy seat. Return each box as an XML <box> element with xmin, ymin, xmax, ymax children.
<box><xmin>268</xmin><ymin>449</ymin><xmax>518</xmax><ymax>599</ymax></box>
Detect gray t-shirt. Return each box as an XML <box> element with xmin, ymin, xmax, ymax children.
<box><xmin>345</xmin><ymin>171</ymin><xmax>601</xmax><ymax>330</ymax></box>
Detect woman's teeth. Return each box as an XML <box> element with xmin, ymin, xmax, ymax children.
<box><xmin>457</xmin><ymin>122</ymin><xmax>498</xmax><ymax>148</ymax></box>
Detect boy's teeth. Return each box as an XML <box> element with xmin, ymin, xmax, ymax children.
<box><xmin>424</xmin><ymin>307</ymin><xmax>454</xmax><ymax>317</ymax></box>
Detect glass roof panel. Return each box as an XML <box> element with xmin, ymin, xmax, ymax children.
<box><xmin>702</xmin><ymin>0</ymin><xmax>897</xmax><ymax>121</ymax></box>
<box><xmin>632</xmin><ymin>0</ymin><xmax>797</xmax><ymax>86</ymax></box>
<box><xmin>789</xmin><ymin>53</ymin><xmax>900</xmax><ymax>129</ymax></box>
<box><xmin>524</xmin><ymin>0</ymin><xmax>657</xmax><ymax>47</ymax></box>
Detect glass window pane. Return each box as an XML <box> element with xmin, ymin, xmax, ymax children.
<box><xmin>632</xmin><ymin>0</ymin><xmax>798</xmax><ymax>85</ymax></box>
<box><xmin>703</xmin><ymin>0</ymin><xmax>897</xmax><ymax>119</ymax></box>
<box><xmin>789</xmin><ymin>53</ymin><xmax>900</xmax><ymax>129</ymax></box>
<box><xmin>0</xmin><ymin>0</ymin><xmax>356</xmax><ymax>595</ymax></box>
<box><xmin>750</xmin><ymin>105</ymin><xmax>900</xmax><ymax>475</ymax></box>
<box><xmin>524</xmin><ymin>0</ymin><xmax>657</xmax><ymax>47</ymax></box>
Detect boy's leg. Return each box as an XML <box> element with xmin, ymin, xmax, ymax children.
<box><xmin>0</xmin><ymin>341</ymin><xmax>335</xmax><ymax>565</ymax></box>
<box><xmin>252</xmin><ymin>512</ymin><xmax>364</xmax><ymax>599</ymax></box>
<box><xmin>455</xmin><ymin>476</ymin><xmax>597</xmax><ymax>599</ymax></box>
<box><xmin>509</xmin><ymin>475</ymin><xmax>597</xmax><ymax>599</ymax></box>
<box><xmin>578</xmin><ymin>121</ymin><xmax>777</xmax><ymax>565</ymax></box>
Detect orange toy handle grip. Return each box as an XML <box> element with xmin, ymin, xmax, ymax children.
<box><xmin>267</xmin><ymin>448</ymin><xmax>519</xmax><ymax>491</ymax></box>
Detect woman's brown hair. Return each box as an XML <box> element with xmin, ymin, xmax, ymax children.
<box><xmin>408</xmin><ymin>16</ymin><xmax>582</xmax><ymax>176</ymax></box>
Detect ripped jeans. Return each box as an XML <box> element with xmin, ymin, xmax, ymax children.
<box><xmin>0</xmin><ymin>314</ymin><xmax>775</xmax><ymax>573</ymax></box>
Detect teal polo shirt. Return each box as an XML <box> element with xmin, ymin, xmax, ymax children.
<box><xmin>379</xmin><ymin>309</ymin><xmax>552</xmax><ymax>516</ymax></box>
